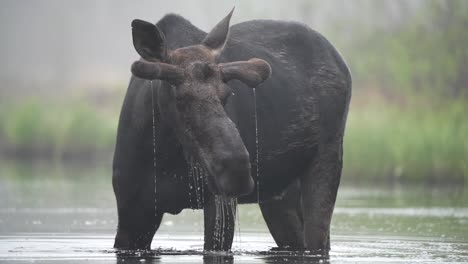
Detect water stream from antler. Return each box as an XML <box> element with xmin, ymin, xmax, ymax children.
<box><xmin>253</xmin><ymin>88</ymin><xmax>260</xmax><ymax>203</ymax></box>
<box><xmin>151</xmin><ymin>81</ymin><xmax>158</xmax><ymax>217</ymax></box>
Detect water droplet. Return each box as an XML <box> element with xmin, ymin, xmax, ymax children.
<box><xmin>253</xmin><ymin>87</ymin><xmax>260</xmax><ymax>203</ymax></box>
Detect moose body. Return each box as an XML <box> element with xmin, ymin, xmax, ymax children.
<box><xmin>113</xmin><ymin>10</ymin><xmax>351</xmax><ymax>253</ymax></box>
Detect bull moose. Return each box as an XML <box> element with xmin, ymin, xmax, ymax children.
<box><xmin>112</xmin><ymin>8</ymin><xmax>351</xmax><ymax>253</ymax></box>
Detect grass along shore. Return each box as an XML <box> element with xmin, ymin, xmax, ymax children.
<box><xmin>1</xmin><ymin>100</ymin><xmax>466</xmax><ymax>183</ymax></box>
<box><xmin>343</xmin><ymin>100</ymin><xmax>467</xmax><ymax>183</ymax></box>
<box><xmin>0</xmin><ymin>101</ymin><xmax>117</xmax><ymax>161</ymax></box>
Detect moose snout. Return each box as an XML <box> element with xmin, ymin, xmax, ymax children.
<box><xmin>214</xmin><ymin>154</ymin><xmax>254</xmax><ymax>197</ymax></box>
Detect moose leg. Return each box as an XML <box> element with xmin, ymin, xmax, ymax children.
<box><xmin>114</xmin><ymin>209</ymin><xmax>163</xmax><ymax>250</ymax></box>
<box><xmin>113</xmin><ymin>169</ymin><xmax>163</xmax><ymax>250</ymax></box>
<box><xmin>259</xmin><ymin>180</ymin><xmax>305</xmax><ymax>250</ymax></box>
<box><xmin>300</xmin><ymin>142</ymin><xmax>342</xmax><ymax>254</ymax></box>
<box><xmin>203</xmin><ymin>195</ymin><xmax>236</xmax><ymax>251</ymax></box>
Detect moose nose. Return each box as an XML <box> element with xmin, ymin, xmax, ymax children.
<box><xmin>215</xmin><ymin>154</ymin><xmax>254</xmax><ymax>197</ymax></box>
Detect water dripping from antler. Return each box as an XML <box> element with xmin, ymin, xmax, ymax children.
<box><xmin>253</xmin><ymin>87</ymin><xmax>260</xmax><ymax>203</ymax></box>
<box><xmin>150</xmin><ymin>80</ymin><xmax>158</xmax><ymax>217</ymax></box>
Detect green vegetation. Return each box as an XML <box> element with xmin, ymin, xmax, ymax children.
<box><xmin>343</xmin><ymin>100</ymin><xmax>467</xmax><ymax>183</ymax></box>
<box><xmin>1</xmin><ymin>99</ymin><xmax>466</xmax><ymax>183</ymax></box>
<box><xmin>325</xmin><ymin>1</ymin><xmax>468</xmax><ymax>183</ymax></box>
<box><xmin>0</xmin><ymin>101</ymin><xmax>117</xmax><ymax>161</ymax></box>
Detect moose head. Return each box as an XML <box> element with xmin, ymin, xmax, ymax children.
<box><xmin>130</xmin><ymin>9</ymin><xmax>271</xmax><ymax>197</ymax></box>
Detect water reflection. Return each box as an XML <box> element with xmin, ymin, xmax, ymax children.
<box><xmin>112</xmin><ymin>252</ymin><xmax>329</xmax><ymax>264</ymax></box>
<box><xmin>260</xmin><ymin>255</ymin><xmax>329</xmax><ymax>264</ymax></box>
<box><xmin>113</xmin><ymin>253</ymin><xmax>237</xmax><ymax>264</ymax></box>
<box><xmin>116</xmin><ymin>251</ymin><xmax>161</xmax><ymax>264</ymax></box>
<box><xmin>203</xmin><ymin>255</ymin><xmax>234</xmax><ymax>264</ymax></box>
<box><xmin>116</xmin><ymin>257</ymin><xmax>161</xmax><ymax>264</ymax></box>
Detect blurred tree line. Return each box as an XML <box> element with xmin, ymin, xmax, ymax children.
<box><xmin>327</xmin><ymin>0</ymin><xmax>468</xmax><ymax>99</ymax></box>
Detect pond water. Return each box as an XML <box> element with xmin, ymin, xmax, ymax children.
<box><xmin>0</xmin><ymin>161</ymin><xmax>467</xmax><ymax>263</ymax></box>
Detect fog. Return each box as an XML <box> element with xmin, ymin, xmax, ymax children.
<box><xmin>1</xmin><ymin>0</ymin><xmax>424</xmax><ymax>100</ymax></box>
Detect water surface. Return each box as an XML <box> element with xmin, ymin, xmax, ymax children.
<box><xmin>0</xmin><ymin>161</ymin><xmax>467</xmax><ymax>263</ymax></box>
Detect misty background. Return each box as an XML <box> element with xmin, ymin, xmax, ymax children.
<box><xmin>0</xmin><ymin>0</ymin><xmax>466</xmax><ymax>184</ymax></box>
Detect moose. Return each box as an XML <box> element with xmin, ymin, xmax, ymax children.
<box><xmin>112</xmin><ymin>8</ymin><xmax>351</xmax><ymax>254</ymax></box>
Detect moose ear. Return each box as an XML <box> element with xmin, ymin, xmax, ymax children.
<box><xmin>220</xmin><ymin>58</ymin><xmax>272</xmax><ymax>88</ymax></box>
<box><xmin>132</xmin><ymin>19</ymin><xmax>167</xmax><ymax>62</ymax></box>
<box><xmin>202</xmin><ymin>7</ymin><xmax>234</xmax><ymax>56</ymax></box>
